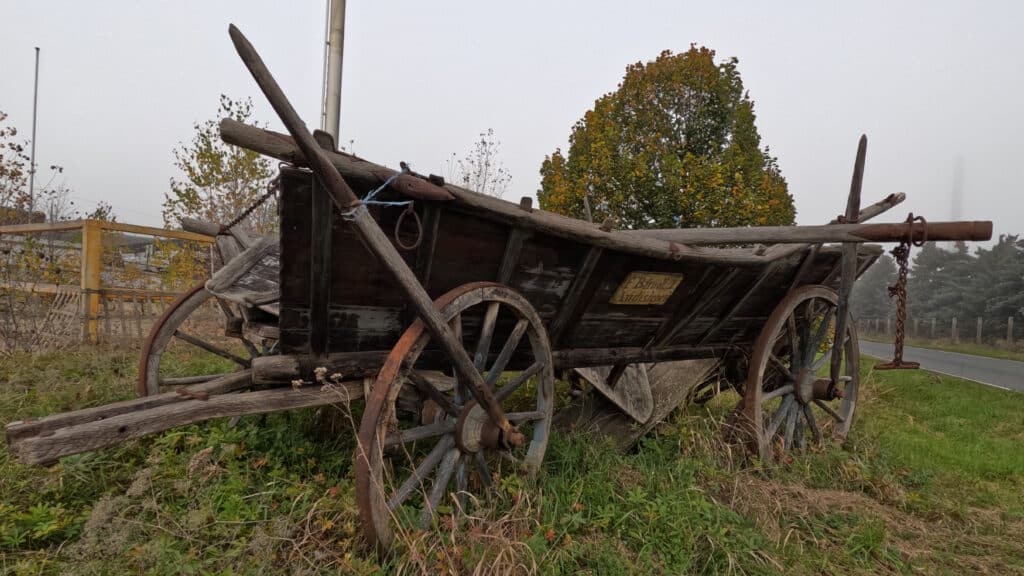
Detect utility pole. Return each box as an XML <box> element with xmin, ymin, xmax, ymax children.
<box><xmin>322</xmin><ymin>0</ymin><xmax>346</xmax><ymax>141</ymax></box>
<box><xmin>28</xmin><ymin>47</ymin><xmax>40</xmax><ymax>214</ymax></box>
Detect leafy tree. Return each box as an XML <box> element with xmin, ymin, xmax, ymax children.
<box><xmin>163</xmin><ymin>95</ymin><xmax>275</xmax><ymax>234</ymax></box>
<box><xmin>0</xmin><ymin>111</ymin><xmax>32</xmax><ymax>222</ymax></box>
<box><xmin>456</xmin><ymin>128</ymin><xmax>511</xmax><ymax>198</ymax></box>
<box><xmin>538</xmin><ymin>47</ymin><xmax>795</xmax><ymax>229</ymax></box>
<box><xmin>84</xmin><ymin>201</ymin><xmax>116</xmax><ymax>222</ymax></box>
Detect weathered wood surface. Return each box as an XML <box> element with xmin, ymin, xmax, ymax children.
<box><xmin>625</xmin><ymin>220</ymin><xmax>992</xmax><ymax>245</ymax></box>
<box><xmin>205</xmin><ymin>236</ymin><xmax>281</xmax><ymax>315</ymax></box>
<box><xmin>223</xmin><ymin>119</ymin><xmax>896</xmax><ymax>267</ymax></box>
<box><xmin>560</xmin><ymin>359</ymin><xmax>720</xmax><ymax>450</ymax></box>
<box><xmin>229</xmin><ymin>25</ymin><xmax>512</xmax><ymax>433</ymax></box>
<box><xmin>6</xmin><ymin>371</ymin><xmax>252</xmax><ymax>444</ymax></box>
<box><xmin>8</xmin><ymin>380</ymin><xmax>363</xmax><ymax>466</ymax></box>
<box><xmin>573</xmin><ymin>364</ymin><xmax>654</xmax><ymax>423</ymax></box>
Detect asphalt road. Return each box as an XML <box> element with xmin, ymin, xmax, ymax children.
<box><xmin>859</xmin><ymin>340</ymin><xmax>1024</xmax><ymax>392</ymax></box>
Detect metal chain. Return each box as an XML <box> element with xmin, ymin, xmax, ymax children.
<box><xmin>224</xmin><ymin>175</ymin><xmax>280</xmax><ymax>231</ymax></box>
<box><xmin>881</xmin><ymin>212</ymin><xmax>926</xmax><ymax>369</ymax></box>
<box><xmin>887</xmin><ymin>241</ymin><xmax>910</xmax><ymax>365</ymax></box>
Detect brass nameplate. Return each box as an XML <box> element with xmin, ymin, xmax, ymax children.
<box><xmin>609</xmin><ymin>272</ymin><xmax>683</xmax><ymax>305</ymax></box>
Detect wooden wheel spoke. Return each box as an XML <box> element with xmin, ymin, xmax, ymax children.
<box><xmin>495</xmin><ymin>362</ymin><xmax>544</xmax><ymax>402</ymax></box>
<box><xmin>419</xmin><ymin>447</ymin><xmax>460</xmax><ymax>528</ymax></box>
<box><xmin>474</xmin><ymin>452</ymin><xmax>491</xmax><ymax>488</ymax></box>
<box><xmin>761</xmin><ymin>383</ymin><xmax>794</xmax><ymax>404</ymax></box>
<box><xmin>766</xmin><ymin>395</ymin><xmax>794</xmax><ymax>439</ymax></box>
<box><xmin>811</xmin><ymin>347</ymin><xmax>833</xmax><ymax>372</ymax></box>
<box><xmin>384</xmin><ymin>420</ymin><xmax>455</xmax><ymax>447</ymax></box>
<box><xmin>450</xmin><ymin>313</ymin><xmax>465</xmax><ymax>404</ymax></box>
<box><xmin>786</xmin><ymin>313</ymin><xmax>800</xmax><ymax>366</ymax></box>
<box><xmin>406</xmin><ymin>370</ymin><xmax>459</xmax><ymax>418</ymax></box>
<box><xmin>484</xmin><ymin>318</ymin><xmax>529</xmax><ymax>386</ymax></box>
<box><xmin>794</xmin><ymin>408</ymin><xmax>806</xmax><ymax>449</ymax></box>
<box><xmin>814</xmin><ymin>399</ymin><xmax>846</xmax><ymax>423</ymax></box>
<box><xmin>805</xmin><ymin>304</ymin><xmax>836</xmax><ymax>360</ymax></box>
<box><xmin>768</xmin><ymin>353</ymin><xmax>795</xmax><ymax>380</ymax></box>
<box><xmin>783</xmin><ymin>402</ymin><xmax>799</xmax><ymax>450</ymax></box>
<box><xmin>803</xmin><ymin>404</ymin><xmax>821</xmax><ymax>444</ymax></box>
<box><xmin>388</xmin><ymin>436</ymin><xmax>454</xmax><ymax>511</ymax></box>
<box><xmin>507</xmin><ymin>410</ymin><xmax>546</xmax><ymax>423</ymax></box>
<box><xmin>474</xmin><ymin>302</ymin><xmax>501</xmax><ymax>371</ymax></box>
<box><xmin>454</xmin><ymin>455</ymin><xmax>469</xmax><ymax>511</ymax></box>
<box><xmin>172</xmin><ymin>330</ymin><xmax>251</xmax><ymax>367</ymax></box>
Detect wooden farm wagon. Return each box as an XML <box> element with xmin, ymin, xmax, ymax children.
<box><xmin>5</xmin><ymin>26</ymin><xmax>993</xmax><ymax>552</ymax></box>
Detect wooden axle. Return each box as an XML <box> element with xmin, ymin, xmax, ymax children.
<box><xmin>250</xmin><ymin>345</ymin><xmax>728</xmax><ymax>385</ymax></box>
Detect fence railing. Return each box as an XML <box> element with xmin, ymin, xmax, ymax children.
<box><xmin>0</xmin><ymin>219</ymin><xmax>216</xmax><ymax>350</ymax></box>
<box><xmin>858</xmin><ymin>315</ymin><xmax>1018</xmax><ymax>347</ymax></box>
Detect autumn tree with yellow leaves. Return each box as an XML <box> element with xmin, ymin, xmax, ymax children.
<box><xmin>538</xmin><ymin>47</ymin><xmax>795</xmax><ymax>229</ymax></box>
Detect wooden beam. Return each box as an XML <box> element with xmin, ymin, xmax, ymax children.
<box><xmin>552</xmin><ymin>344</ymin><xmax>724</xmax><ymax>370</ymax></box>
<box><xmin>413</xmin><ymin>203</ymin><xmax>441</xmax><ymax>290</ymax></box>
<box><xmin>655</xmin><ymin>269</ymin><xmax>741</xmax><ymax>347</ymax></box>
<box><xmin>98</xmin><ymin>220</ymin><xmax>215</xmax><ymax>243</ymax></box>
<box><xmin>546</xmin><ymin>246</ymin><xmax>603</xmax><ymax>347</ymax></box>
<box><xmin>697</xmin><ymin>262</ymin><xmax>781</xmax><ymax>346</ymax></box>
<box><xmin>0</xmin><ymin>220</ymin><xmax>83</xmax><ymax>234</ymax></box>
<box><xmin>5</xmin><ymin>371</ymin><xmax>252</xmax><ymax>443</ymax></box>
<box><xmin>8</xmin><ymin>381</ymin><xmax>362</xmax><ymax>466</ymax></box>
<box><xmin>80</xmin><ymin>220</ymin><xmax>102</xmax><ymax>343</ymax></box>
<box><xmin>497</xmin><ymin>227</ymin><xmax>530</xmax><ymax>285</ymax></box>
<box><xmin>309</xmin><ymin>177</ymin><xmax>333</xmax><ymax>358</ymax></box>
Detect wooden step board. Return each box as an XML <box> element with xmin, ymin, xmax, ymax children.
<box><xmin>559</xmin><ymin>359</ymin><xmax>720</xmax><ymax>451</ymax></box>
<box><xmin>5</xmin><ymin>373</ymin><xmax>362</xmax><ymax>466</ymax></box>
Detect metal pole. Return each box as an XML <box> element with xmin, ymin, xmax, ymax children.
<box><xmin>28</xmin><ymin>47</ymin><xmax>40</xmax><ymax>215</ymax></box>
<box><xmin>323</xmin><ymin>0</ymin><xmax>346</xmax><ymax>141</ymax></box>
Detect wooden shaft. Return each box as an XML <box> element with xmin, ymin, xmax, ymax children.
<box><xmin>228</xmin><ymin>24</ymin><xmax>511</xmax><ymax>433</ymax></box>
<box><xmin>622</xmin><ymin>220</ymin><xmax>992</xmax><ymax>245</ymax></box>
<box><xmin>8</xmin><ymin>382</ymin><xmax>362</xmax><ymax>466</ymax></box>
<box><xmin>831</xmin><ymin>136</ymin><xmax>866</xmax><ymax>388</ymax></box>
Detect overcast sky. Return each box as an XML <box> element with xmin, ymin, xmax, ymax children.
<box><xmin>1</xmin><ymin>0</ymin><xmax>1021</xmax><ymax>239</ymax></box>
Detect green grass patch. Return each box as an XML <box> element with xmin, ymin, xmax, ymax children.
<box><xmin>1</xmin><ymin>349</ymin><xmax>1022</xmax><ymax>574</ymax></box>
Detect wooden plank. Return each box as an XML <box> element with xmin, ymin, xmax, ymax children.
<box><xmin>80</xmin><ymin>220</ymin><xmax>102</xmax><ymax>343</ymax></box>
<box><xmin>547</xmin><ymin>246</ymin><xmax>603</xmax><ymax>347</ymax></box>
<box><xmin>8</xmin><ymin>380</ymin><xmax>362</xmax><ymax>466</ymax></box>
<box><xmin>413</xmin><ymin>202</ymin><xmax>441</xmax><ymax>290</ymax></box>
<box><xmin>657</xmin><ymin>269</ymin><xmax>741</xmax><ymax>346</ymax></box>
<box><xmin>559</xmin><ymin>359</ymin><xmax>719</xmax><ymax>451</ymax></box>
<box><xmin>5</xmin><ymin>370</ymin><xmax>253</xmax><ymax>443</ymax></box>
<box><xmin>697</xmin><ymin>262</ymin><xmax>781</xmax><ymax>346</ymax></box>
<box><xmin>0</xmin><ymin>220</ymin><xmax>83</xmax><ymax>234</ymax></box>
<box><xmin>98</xmin><ymin>220</ymin><xmax>214</xmax><ymax>243</ymax></box>
<box><xmin>309</xmin><ymin>177</ymin><xmax>333</xmax><ymax>358</ymax></box>
<box><xmin>497</xmin><ymin>227</ymin><xmax>529</xmax><ymax>285</ymax></box>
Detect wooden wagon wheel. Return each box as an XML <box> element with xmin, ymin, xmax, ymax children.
<box><xmin>735</xmin><ymin>284</ymin><xmax>859</xmax><ymax>461</ymax></box>
<box><xmin>137</xmin><ymin>283</ymin><xmax>260</xmax><ymax>397</ymax></box>
<box><xmin>355</xmin><ymin>282</ymin><xmax>554</xmax><ymax>552</ymax></box>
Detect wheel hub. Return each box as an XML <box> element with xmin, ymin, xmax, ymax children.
<box><xmin>455</xmin><ymin>401</ymin><xmax>524</xmax><ymax>453</ymax></box>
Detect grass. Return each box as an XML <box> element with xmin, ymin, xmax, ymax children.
<box><xmin>1</xmin><ymin>348</ymin><xmax>1022</xmax><ymax>574</ymax></box>
<box><xmin>863</xmin><ymin>336</ymin><xmax>1024</xmax><ymax>362</ymax></box>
